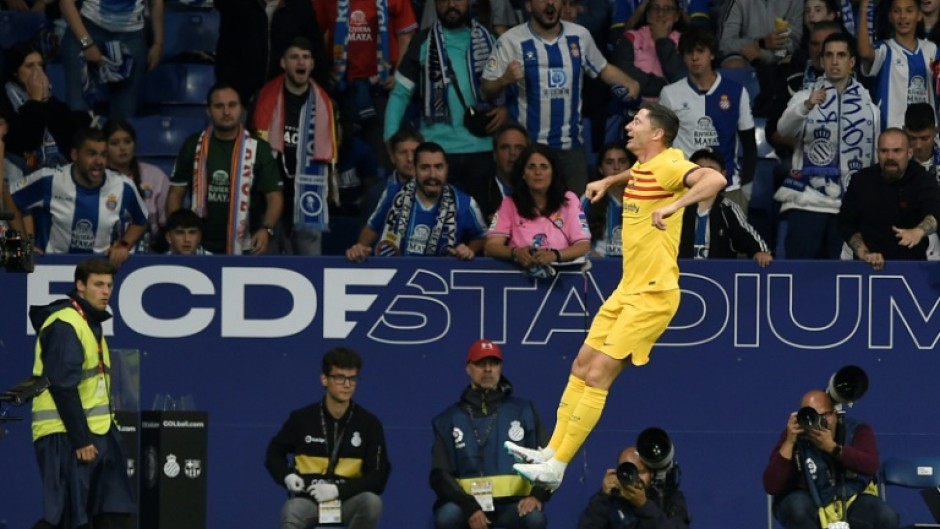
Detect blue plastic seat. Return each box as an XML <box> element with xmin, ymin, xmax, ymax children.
<box><xmin>718</xmin><ymin>66</ymin><xmax>760</xmax><ymax>107</ymax></box>
<box><xmin>880</xmin><ymin>457</ymin><xmax>940</xmax><ymax>529</ymax></box>
<box><xmin>0</xmin><ymin>11</ymin><xmax>47</xmax><ymax>49</ymax></box>
<box><xmin>46</xmin><ymin>62</ymin><xmax>66</xmax><ymax>101</ymax></box>
<box><xmin>161</xmin><ymin>10</ymin><xmax>220</xmax><ymax>60</ymax></box>
<box><xmin>128</xmin><ymin>115</ymin><xmax>205</xmax><ymax>158</ymax></box>
<box><xmin>140</xmin><ymin>63</ymin><xmax>216</xmax><ymax>116</ymax></box>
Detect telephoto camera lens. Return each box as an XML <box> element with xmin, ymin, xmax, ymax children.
<box><xmin>637</xmin><ymin>427</ymin><xmax>674</xmax><ymax>470</ymax></box>
<box><xmin>828</xmin><ymin>365</ymin><xmax>869</xmax><ymax>404</ymax></box>
<box><xmin>796</xmin><ymin>406</ymin><xmax>825</xmax><ymax>430</ymax></box>
<box><xmin>616</xmin><ymin>461</ymin><xmax>642</xmax><ymax>488</ymax></box>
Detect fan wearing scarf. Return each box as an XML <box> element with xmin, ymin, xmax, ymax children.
<box><xmin>1</xmin><ymin>43</ymin><xmax>85</xmax><ymax>172</ymax></box>
<box><xmin>167</xmin><ymin>83</ymin><xmax>285</xmax><ymax>255</ymax></box>
<box><xmin>384</xmin><ymin>0</ymin><xmax>509</xmax><ymax>209</ymax></box>
<box><xmin>314</xmin><ymin>0</ymin><xmax>417</xmax><ymax>166</ymax></box>
<box><xmin>347</xmin><ymin>142</ymin><xmax>487</xmax><ymax>261</ymax></box>
<box><xmin>774</xmin><ymin>32</ymin><xmax>878</xmax><ymax>260</ymax></box>
<box><xmin>252</xmin><ymin>37</ymin><xmax>339</xmax><ymax>256</ymax></box>
<box><xmin>59</xmin><ymin>0</ymin><xmax>164</xmax><ymax>120</ymax></box>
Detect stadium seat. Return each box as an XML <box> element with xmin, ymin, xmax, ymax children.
<box><xmin>161</xmin><ymin>10</ymin><xmax>220</xmax><ymax>61</ymax></box>
<box><xmin>129</xmin><ymin>115</ymin><xmax>205</xmax><ymax>157</ymax></box>
<box><xmin>322</xmin><ymin>216</ymin><xmax>364</xmax><ymax>256</ymax></box>
<box><xmin>46</xmin><ymin>62</ymin><xmax>66</xmax><ymax>101</ymax></box>
<box><xmin>0</xmin><ymin>11</ymin><xmax>47</xmax><ymax>50</ymax></box>
<box><xmin>880</xmin><ymin>457</ymin><xmax>940</xmax><ymax>529</ymax></box>
<box><xmin>140</xmin><ymin>63</ymin><xmax>215</xmax><ymax>116</ymax></box>
<box><xmin>718</xmin><ymin>66</ymin><xmax>760</xmax><ymax>106</ymax></box>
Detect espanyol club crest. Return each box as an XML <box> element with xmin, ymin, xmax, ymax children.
<box><xmin>351</xmin><ymin>431</ymin><xmax>362</xmax><ymax>447</ymax></box>
<box><xmin>719</xmin><ymin>95</ymin><xmax>730</xmax><ymax>111</ymax></box>
<box><xmin>569</xmin><ymin>41</ymin><xmax>580</xmax><ymax>58</ymax></box>
<box><xmin>508</xmin><ymin>420</ymin><xmax>524</xmax><ymax>442</ymax></box>
<box><xmin>185</xmin><ymin>459</ymin><xmax>202</xmax><ymax>479</ymax></box>
<box><xmin>807</xmin><ymin>128</ymin><xmax>836</xmax><ymax>166</ymax></box>
<box><xmin>164</xmin><ymin>454</ymin><xmax>181</xmax><ymax>478</ymax></box>
<box><xmin>106</xmin><ymin>193</ymin><xmax>118</xmax><ymax>211</ymax></box>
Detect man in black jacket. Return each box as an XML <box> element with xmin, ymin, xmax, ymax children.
<box><xmin>577</xmin><ymin>445</ymin><xmax>689</xmax><ymax>529</ymax></box>
<box><xmin>265</xmin><ymin>347</ymin><xmax>390</xmax><ymax>529</ymax></box>
<box><xmin>430</xmin><ymin>339</ymin><xmax>550</xmax><ymax>529</ymax></box>
<box><xmin>838</xmin><ymin>128</ymin><xmax>940</xmax><ymax>270</ymax></box>
<box><xmin>679</xmin><ymin>149</ymin><xmax>773</xmax><ymax>266</ymax></box>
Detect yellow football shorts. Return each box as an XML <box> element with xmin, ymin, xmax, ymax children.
<box><xmin>584</xmin><ymin>288</ymin><xmax>681</xmax><ymax>365</ymax></box>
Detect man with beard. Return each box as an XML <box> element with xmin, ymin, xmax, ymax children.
<box><xmin>837</xmin><ymin>127</ymin><xmax>940</xmax><ymax>270</ymax></box>
<box><xmin>252</xmin><ymin>37</ymin><xmax>338</xmax><ymax>256</ymax></box>
<box><xmin>385</xmin><ymin>0</ymin><xmax>508</xmax><ymax>210</ymax></box>
<box><xmin>167</xmin><ymin>83</ymin><xmax>284</xmax><ymax>255</ymax></box>
<box><xmin>480</xmin><ymin>0</ymin><xmax>641</xmax><ymax>196</ymax></box>
<box><xmin>9</xmin><ymin>128</ymin><xmax>148</xmax><ymax>266</ymax></box>
<box><xmin>430</xmin><ymin>340</ymin><xmax>550</xmax><ymax>529</ymax></box>
<box><xmin>774</xmin><ymin>32</ymin><xmax>878</xmax><ymax>260</ymax></box>
<box><xmin>346</xmin><ymin>141</ymin><xmax>486</xmax><ymax>260</ymax></box>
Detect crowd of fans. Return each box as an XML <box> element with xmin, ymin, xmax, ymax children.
<box><xmin>0</xmin><ymin>0</ymin><xmax>938</xmax><ymax>269</ymax></box>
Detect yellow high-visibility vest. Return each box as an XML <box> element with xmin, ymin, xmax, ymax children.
<box><xmin>31</xmin><ymin>306</ymin><xmax>112</xmax><ymax>441</ymax></box>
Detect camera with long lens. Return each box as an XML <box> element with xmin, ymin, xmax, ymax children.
<box><xmin>615</xmin><ymin>461</ymin><xmax>642</xmax><ymax>489</ymax></box>
<box><xmin>0</xmin><ymin>228</ymin><xmax>36</xmax><ymax>273</ymax></box>
<box><xmin>636</xmin><ymin>427</ymin><xmax>679</xmax><ymax>491</ymax></box>
<box><xmin>827</xmin><ymin>365</ymin><xmax>868</xmax><ymax>406</ymax></box>
<box><xmin>796</xmin><ymin>406</ymin><xmax>829</xmax><ymax>430</ymax></box>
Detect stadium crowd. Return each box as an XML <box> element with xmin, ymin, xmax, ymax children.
<box><xmin>0</xmin><ymin>0</ymin><xmax>938</xmax><ymax>267</ymax></box>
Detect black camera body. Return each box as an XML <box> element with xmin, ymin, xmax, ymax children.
<box><xmin>0</xmin><ymin>229</ymin><xmax>36</xmax><ymax>273</ymax></box>
<box><xmin>616</xmin><ymin>461</ymin><xmax>643</xmax><ymax>489</ymax></box>
<box><xmin>797</xmin><ymin>406</ymin><xmax>829</xmax><ymax>430</ymax></box>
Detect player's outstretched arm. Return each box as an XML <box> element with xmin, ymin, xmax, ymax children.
<box><xmin>651</xmin><ymin>167</ymin><xmax>725</xmax><ymax>229</ymax></box>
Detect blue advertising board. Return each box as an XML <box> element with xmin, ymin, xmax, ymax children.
<box><xmin>1</xmin><ymin>256</ymin><xmax>938</xmax><ymax>529</ymax></box>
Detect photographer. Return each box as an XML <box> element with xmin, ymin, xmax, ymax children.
<box><xmin>763</xmin><ymin>389</ymin><xmax>899</xmax><ymax>529</ymax></box>
<box><xmin>577</xmin><ymin>445</ymin><xmax>689</xmax><ymax>529</ymax></box>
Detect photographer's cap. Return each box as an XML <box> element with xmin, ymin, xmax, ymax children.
<box><xmin>466</xmin><ymin>339</ymin><xmax>503</xmax><ymax>364</ymax></box>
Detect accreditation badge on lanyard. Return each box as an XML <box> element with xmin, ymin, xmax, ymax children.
<box><xmin>319</xmin><ymin>499</ymin><xmax>342</xmax><ymax>524</ymax></box>
<box><xmin>471</xmin><ymin>480</ymin><xmax>495</xmax><ymax>512</ymax></box>
<box><xmin>318</xmin><ymin>404</ymin><xmax>351</xmax><ymax>523</ymax></box>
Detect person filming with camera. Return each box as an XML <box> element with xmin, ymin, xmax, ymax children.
<box><xmin>763</xmin><ymin>388</ymin><xmax>899</xmax><ymax>529</ymax></box>
<box><xmin>577</xmin><ymin>428</ymin><xmax>689</xmax><ymax>529</ymax></box>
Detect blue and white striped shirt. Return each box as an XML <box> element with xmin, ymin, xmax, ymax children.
<box><xmin>862</xmin><ymin>38</ymin><xmax>940</xmax><ymax>130</ymax></box>
<box><xmin>11</xmin><ymin>165</ymin><xmax>148</xmax><ymax>254</ymax></box>
<box><xmin>483</xmin><ymin>21</ymin><xmax>606</xmax><ymax>149</ymax></box>
<box><xmin>81</xmin><ymin>0</ymin><xmax>146</xmax><ymax>33</ymax></box>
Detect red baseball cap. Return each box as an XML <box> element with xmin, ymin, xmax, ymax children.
<box><xmin>466</xmin><ymin>339</ymin><xmax>503</xmax><ymax>364</ymax></box>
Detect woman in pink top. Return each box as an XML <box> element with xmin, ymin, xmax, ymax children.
<box><xmin>104</xmin><ymin>119</ymin><xmax>170</xmax><ymax>253</ymax></box>
<box><xmin>610</xmin><ymin>0</ymin><xmax>687</xmax><ymax>100</ymax></box>
<box><xmin>485</xmin><ymin>144</ymin><xmax>592</xmax><ymax>276</ymax></box>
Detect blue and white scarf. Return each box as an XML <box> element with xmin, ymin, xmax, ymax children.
<box><xmin>4</xmin><ymin>81</ymin><xmax>65</xmax><ymax>169</ymax></box>
<box><xmin>378</xmin><ymin>179</ymin><xmax>457</xmax><ymax>256</ymax></box>
<box><xmin>294</xmin><ymin>92</ymin><xmax>332</xmax><ymax>232</ymax></box>
<box><xmin>80</xmin><ymin>40</ymin><xmax>133</xmax><ymax>95</ymax></box>
<box><xmin>333</xmin><ymin>0</ymin><xmax>391</xmax><ymax>89</ymax></box>
<box><xmin>782</xmin><ymin>78</ymin><xmax>877</xmax><ymax>197</ymax></box>
<box><xmin>423</xmin><ymin>20</ymin><xmax>494</xmax><ymax>124</ymax></box>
